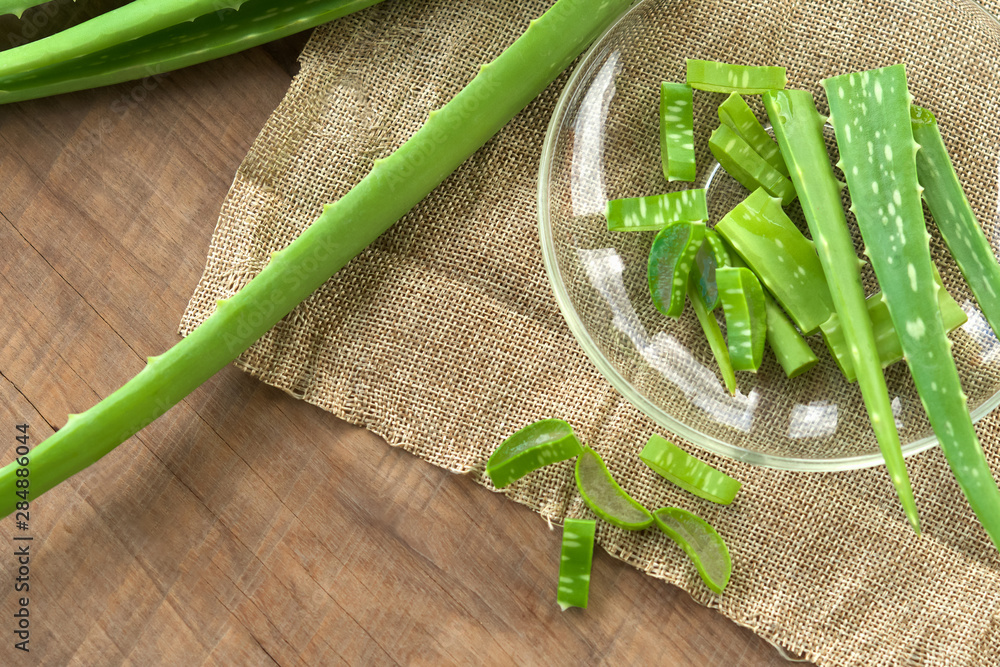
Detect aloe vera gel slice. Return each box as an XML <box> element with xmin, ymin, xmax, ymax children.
<box><xmin>648</xmin><ymin>221</ymin><xmax>706</xmax><ymax>317</ymax></box>
<box><xmin>486</xmin><ymin>419</ymin><xmax>583</xmax><ymax>488</ymax></box>
<box><xmin>718</xmin><ymin>93</ymin><xmax>788</xmax><ymax>177</ymax></box>
<box><xmin>653</xmin><ymin>507</ymin><xmax>731</xmax><ymax>593</ymax></box>
<box><xmin>709</xmin><ymin>124</ymin><xmax>796</xmax><ymax>205</ymax></box>
<box><xmin>660</xmin><ymin>83</ymin><xmax>697</xmax><ymax>181</ymax></box>
<box><xmin>557</xmin><ymin>519</ymin><xmax>597</xmax><ymax>611</ymax></box>
<box><xmin>716</xmin><ymin>267</ymin><xmax>766</xmax><ymax>371</ymax></box>
<box><xmin>686</xmin><ymin>59</ymin><xmax>786</xmax><ymax>95</ymax></box>
<box><xmin>715</xmin><ymin>188</ymin><xmax>832</xmax><ymax>335</ymax></box>
<box><xmin>640</xmin><ymin>435</ymin><xmax>741</xmax><ymax>504</ymax></box>
<box><xmin>575</xmin><ymin>447</ymin><xmax>654</xmax><ymax>530</ymax></box>
<box><xmin>605</xmin><ymin>189</ymin><xmax>707</xmax><ymax>232</ymax></box>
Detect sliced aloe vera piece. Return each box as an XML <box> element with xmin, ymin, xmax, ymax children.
<box><xmin>640</xmin><ymin>435</ymin><xmax>741</xmax><ymax>504</ymax></box>
<box><xmin>486</xmin><ymin>419</ymin><xmax>582</xmax><ymax>488</ymax></box>
<box><xmin>686</xmin><ymin>59</ymin><xmax>786</xmax><ymax>95</ymax></box>
<box><xmin>709</xmin><ymin>125</ymin><xmax>796</xmax><ymax>205</ymax></box>
<box><xmin>575</xmin><ymin>447</ymin><xmax>653</xmax><ymax>531</ymax></box>
<box><xmin>715</xmin><ymin>188</ymin><xmax>833</xmax><ymax>335</ymax></box>
<box><xmin>648</xmin><ymin>221</ymin><xmax>706</xmax><ymax>317</ymax></box>
<box><xmin>660</xmin><ymin>82</ymin><xmax>696</xmax><ymax>182</ymax></box>
<box><xmin>716</xmin><ymin>266</ymin><xmax>766</xmax><ymax>371</ymax></box>
<box><xmin>724</xmin><ymin>247</ymin><xmax>818</xmax><ymax>378</ymax></box>
<box><xmin>652</xmin><ymin>507</ymin><xmax>731</xmax><ymax>593</ymax></box>
<box><xmin>912</xmin><ymin>105</ymin><xmax>1000</xmax><ymax>338</ymax></box>
<box><xmin>718</xmin><ymin>93</ymin><xmax>788</xmax><ymax>177</ymax></box>
<box><xmin>688</xmin><ymin>267</ymin><xmax>738</xmax><ymax>394</ymax></box>
<box><xmin>605</xmin><ymin>190</ymin><xmax>707</xmax><ymax>233</ymax></box>
<box><xmin>557</xmin><ymin>518</ymin><xmax>597</xmax><ymax>611</ymax></box>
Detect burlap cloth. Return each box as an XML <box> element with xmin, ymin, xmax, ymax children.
<box><xmin>180</xmin><ymin>1</ymin><xmax>1000</xmax><ymax>664</ymax></box>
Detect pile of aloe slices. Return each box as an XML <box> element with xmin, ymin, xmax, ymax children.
<box><xmin>605</xmin><ymin>59</ymin><xmax>1000</xmax><ymax>550</ymax></box>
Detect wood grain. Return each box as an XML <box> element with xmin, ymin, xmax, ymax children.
<box><xmin>0</xmin><ymin>12</ymin><xmax>796</xmax><ymax>667</ymax></box>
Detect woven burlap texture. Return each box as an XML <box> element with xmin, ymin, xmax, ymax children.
<box><xmin>181</xmin><ymin>1</ymin><xmax>1000</xmax><ymax>665</ymax></box>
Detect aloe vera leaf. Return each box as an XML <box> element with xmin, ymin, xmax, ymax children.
<box><xmin>575</xmin><ymin>447</ymin><xmax>654</xmax><ymax>531</ymax></box>
<box><xmin>723</xmin><ymin>246</ymin><xmax>818</xmax><ymax>378</ymax></box>
<box><xmin>689</xmin><ymin>237</ymin><xmax>720</xmax><ymax>310</ymax></box>
<box><xmin>0</xmin><ymin>0</ymin><xmax>634</xmax><ymax>516</ymax></box>
<box><xmin>640</xmin><ymin>434</ymin><xmax>742</xmax><ymax>504</ymax></box>
<box><xmin>764</xmin><ymin>88</ymin><xmax>919</xmax><ymax>533</ymax></box>
<box><xmin>486</xmin><ymin>419</ymin><xmax>583</xmax><ymax>489</ymax></box>
<box><xmin>605</xmin><ymin>189</ymin><xmax>707</xmax><ymax>233</ymax></box>
<box><xmin>709</xmin><ymin>125</ymin><xmax>796</xmax><ymax>205</ymax></box>
<box><xmin>685</xmin><ymin>59</ymin><xmax>786</xmax><ymax>95</ymax></box>
<box><xmin>716</xmin><ymin>266</ymin><xmax>766</xmax><ymax>372</ymax></box>
<box><xmin>0</xmin><ymin>0</ymin><xmax>57</xmax><ymax>19</ymax></box>
<box><xmin>912</xmin><ymin>105</ymin><xmax>1000</xmax><ymax>338</ymax></box>
<box><xmin>718</xmin><ymin>93</ymin><xmax>788</xmax><ymax>177</ymax></box>
<box><xmin>652</xmin><ymin>507</ymin><xmax>731</xmax><ymax>593</ymax></box>
<box><xmin>824</xmin><ymin>64</ymin><xmax>1000</xmax><ymax>550</ymax></box>
<box><xmin>0</xmin><ymin>0</ymin><xmax>249</xmax><ymax>80</ymax></box>
<box><xmin>660</xmin><ymin>82</ymin><xmax>696</xmax><ymax>181</ymax></box>
<box><xmin>0</xmin><ymin>0</ymin><xmax>388</xmax><ymax>105</ymax></box>
<box><xmin>821</xmin><ymin>273</ymin><xmax>967</xmax><ymax>383</ymax></box>
<box><xmin>715</xmin><ymin>188</ymin><xmax>832</xmax><ymax>334</ymax></box>
<box><xmin>557</xmin><ymin>519</ymin><xmax>597</xmax><ymax>610</ymax></box>
<box><xmin>648</xmin><ymin>221</ymin><xmax>706</xmax><ymax>317</ymax></box>
<box><xmin>688</xmin><ymin>266</ymin><xmax>737</xmax><ymax>394</ymax></box>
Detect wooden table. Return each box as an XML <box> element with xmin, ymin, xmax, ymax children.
<box><xmin>0</xmin><ymin>15</ymin><xmax>795</xmax><ymax>667</ymax></box>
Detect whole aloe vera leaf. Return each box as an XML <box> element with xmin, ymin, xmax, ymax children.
<box><xmin>723</xmin><ymin>245</ymin><xmax>818</xmax><ymax>378</ymax></box>
<box><xmin>824</xmin><ymin>64</ymin><xmax>1000</xmax><ymax>550</ymax></box>
<box><xmin>648</xmin><ymin>221</ymin><xmax>706</xmax><ymax>317</ymax></box>
<box><xmin>0</xmin><ymin>0</ymin><xmax>387</xmax><ymax>105</ymax></box>
<box><xmin>715</xmin><ymin>188</ymin><xmax>832</xmax><ymax>334</ymax></box>
<box><xmin>660</xmin><ymin>82</ymin><xmax>696</xmax><ymax>181</ymax></box>
<box><xmin>912</xmin><ymin>105</ymin><xmax>1000</xmax><ymax>339</ymax></box>
<box><xmin>822</xmin><ymin>271</ymin><xmax>967</xmax><ymax>383</ymax></box>
<box><xmin>764</xmin><ymin>88</ymin><xmax>919</xmax><ymax>533</ymax></box>
<box><xmin>709</xmin><ymin>125</ymin><xmax>796</xmax><ymax>205</ymax></box>
<box><xmin>686</xmin><ymin>59</ymin><xmax>786</xmax><ymax>95</ymax></box>
<box><xmin>0</xmin><ymin>0</ymin><xmax>249</xmax><ymax>79</ymax></box>
<box><xmin>0</xmin><ymin>0</ymin><xmax>633</xmax><ymax>516</ymax></box>
<box><xmin>716</xmin><ymin>266</ymin><xmax>766</xmax><ymax>372</ymax></box>
<box><xmin>718</xmin><ymin>93</ymin><xmax>788</xmax><ymax>177</ymax></box>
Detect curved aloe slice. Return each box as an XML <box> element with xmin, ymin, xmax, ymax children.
<box><xmin>912</xmin><ymin>105</ymin><xmax>1000</xmax><ymax>338</ymax></box>
<box><xmin>557</xmin><ymin>519</ymin><xmax>597</xmax><ymax>611</ymax></box>
<box><xmin>0</xmin><ymin>0</ymin><xmax>387</xmax><ymax>105</ymax></box>
<box><xmin>715</xmin><ymin>188</ymin><xmax>832</xmax><ymax>335</ymax></box>
<box><xmin>605</xmin><ymin>189</ymin><xmax>707</xmax><ymax>233</ymax></box>
<box><xmin>716</xmin><ymin>266</ymin><xmax>766</xmax><ymax>371</ymax></box>
<box><xmin>648</xmin><ymin>221</ymin><xmax>706</xmax><ymax>317</ymax></box>
<box><xmin>575</xmin><ymin>447</ymin><xmax>653</xmax><ymax>531</ymax></box>
<box><xmin>686</xmin><ymin>59</ymin><xmax>786</xmax><ymax>95</ymax></box>
<box><xmin>660</xmin><ymin>82</ymin><xmax>696</xmax><ymax>181</ymax></box>
<box><xmin>640</xmin><ymin>435</ymin><xmax>741</xmax><ymax>504</ymax></box>
<box><xmin>824</xmin><ymin>64</ymin><xmax>1000</xmax><ymax>550</ymax></box>
<box><xmin>764</xmin><ymin>87</ymin><xmax>919</xmax><ymax>534</ymax></box>
<box><xmin>718</xmin><ymin>93</ymin><xmax>788</xmax><ymax>177</ymax></box>
<box><xmin>709</xmin><ymin>125</ymin><xmax>796</xmax><ymax>205</ymax></box>
<box><xmin>486</xmin><ymin>419</ymin><xmax>583</xmax><ymax>488</ymax></box>
<box><xmin>652</xmin><ymin>507</ymin><xmax>731</xmax><ymax>593</ymax></box>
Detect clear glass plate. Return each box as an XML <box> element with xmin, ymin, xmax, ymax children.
<box><xmin>538</xmin><ymin>0</ymin><xmax>1000</xmax><ymax>470</ymax></box>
